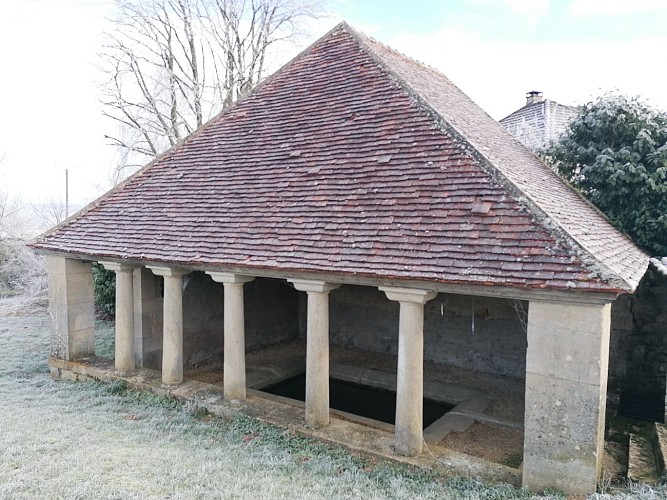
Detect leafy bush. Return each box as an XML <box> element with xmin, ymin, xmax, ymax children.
<box><xmin>92</xmin><ymin>262</ymin><xmax>116</xmax><ymax>317</ymax></box>
<box><xmin>546</xmin><ymin>94</ymin><xmax>667</xmax><ymax>256</ymax></box>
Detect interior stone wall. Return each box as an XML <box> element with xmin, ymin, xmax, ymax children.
<box><xmin>244</xmin><ymin>278</ymin><xmax>300</xmax><ymax>352</ymax></box>
<box><xmin>138</xmin><ymin>273</ymin><xmax>300</xmax><ymax>371</ymax></box>
<box><xmin>182</xmin><ymin>272</ymin><xmax>225</xmax><ymax>369</ymax></box>
<box><xmin>321</xmin><ymin>285</ymin><xmax>528</xmax><ymax>378</ymax></box>
<box><xmin>133</xmin><ymin>268</ymin><xmax>163</xmax><ymax>369</ymax></box>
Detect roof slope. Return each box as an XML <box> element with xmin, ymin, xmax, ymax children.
<box><xmin>31</xmin><ymin>23</ymin><xmax>648</xmax><ymax>293</ymax></box>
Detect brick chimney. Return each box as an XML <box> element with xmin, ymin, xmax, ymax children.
<box><xmin>526</xmin><ymin>90</ymin><xmax>543</xmax><ymax>105</ymax></box>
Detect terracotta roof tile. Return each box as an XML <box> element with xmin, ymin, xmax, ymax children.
<box><xmin>31</xmin><ymin>23</ymin><xmax>648</xmax><ymax>293</ymax></box>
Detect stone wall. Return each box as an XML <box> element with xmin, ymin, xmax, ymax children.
<box><xmin>182</xmin><ymin>272</ymin><xmax>225</xmax><ymax>369</ymax></box>
<box><xmin>137</xmin><ymin>273</ymin><xmax>300</xmax><ymax>371</ymax></box>
<box><xmin>609</xmin><ymin>270</ymin><xmax>667</xmax><ymax>421</ymax></box>
<box><xmin>321</xmin><ymin>285</ymin><xmax>528</xmax><ymax>378</ymax></box>
<box><xmin>244</xmin><ymin>277</ymin><xmax>300</xmax><ymax>352</ymax></box>
<box><xmin>133</xmin><ymin>267</ymin><xmax>163</xmax><ymax>369</ymax></box>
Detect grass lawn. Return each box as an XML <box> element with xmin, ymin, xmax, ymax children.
<box><xmin>0</xmin><ymin>298</ymin><xmax>664</xmax><ymax>499</ymax></box>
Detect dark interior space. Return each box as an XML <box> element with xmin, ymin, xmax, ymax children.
<box><xmin>263</xmin><ymin>373</ymin><xmax>453</xmax><ymax>428</ymax></box>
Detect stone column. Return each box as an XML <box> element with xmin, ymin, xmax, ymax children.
<box><xmin>522</xmin><ymin>300</ymin><xmax>612</xmax><ymax>495</ymax></box>
<box><xmin>147</xmin><ymin>266</ymin><xmax>189</xmax><ymax>385</ymax></box>
<box><xmin>206</xmin><ymin>272</ymin><xmax>255</xmax><ymax>401</ymax></box>
<box><xmin>380</xmin><ymin>287</ymin><xmax>437</xmax><ymax>456</ymax></box>
<box><xmin>47</xmin><ymin>256</ymin><xmax>95</xmax><ymax>361</ymax></box>
<box><xmin>290</xmin><ymin>279</ymin><xmax>341</xmax><ymax>428</ymax></box>
<box><xmin>99</xmin><ymin>262</ymin><xmax>136</xmax><ymax>373</ymax></box>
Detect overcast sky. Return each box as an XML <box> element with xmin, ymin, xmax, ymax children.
<box><xmin>1</xmin><ymin>0</ymin><xmax>666</xmax><ymax>205</ymax></box>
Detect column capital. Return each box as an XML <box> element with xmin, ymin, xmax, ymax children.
<box><xmin>379</xmin><ymin>286</ymin><xmax>437</xmax><ymax>304</ymax></box>
<box><xmin>98</xmin><ymin>261</ymin><xmax>136</xmax><ymax>273</ymax></box>
<box><xmin>146</xmin><ymin>266</ymin><xmax>189</xmax><ymax>278</ymax></box>
<box><xmin>206</xmin><ymin>271</ymin><xmax>255</xmax><ymax>284</ymax></box>
<box><xmin>289</xmin><ymin>279</ymin><xmax>341</xmax><ymax>294</ymax></box>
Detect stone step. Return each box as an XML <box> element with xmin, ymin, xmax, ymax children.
<box><xmin>603</xmin><ymin>440</ymin><xmax>629</xmax><ymax>484</ymax></box>
<box><xmin>655</xmin><ymin>422</ymin><xmax>667</xmax><ymax>476</ymax></box>
<box><xmin>627</xmin><ymin>432</ymin><xmax>660</xmax><ymax>484</ymax></box>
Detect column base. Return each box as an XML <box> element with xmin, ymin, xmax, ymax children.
<box><xmin>160</xmin><ymin>382</ymin><xmax>182</xmax><ymax>390</ymax></box>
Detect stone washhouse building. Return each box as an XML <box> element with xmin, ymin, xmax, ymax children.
<box><xmin>31</xmin><ymin>24</ymin><xmax>649</xmax><ymax>495</ymax></box>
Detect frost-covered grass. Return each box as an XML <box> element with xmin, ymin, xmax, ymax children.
<box><xmin>591</xmin><ymin>482</ymin><xmax>667</xmax><ymax>500</ymax></box>
<box><xmin>0</xmin><ymin>300</ymin><xmax>665</xmax><ymax>499</ymax></box>
<box><xmin>94</xmin><ymin>318</ymin><xmax>115</xmax><ymax>360</ymax></box>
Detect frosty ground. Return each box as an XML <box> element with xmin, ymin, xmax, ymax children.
<box><xmin>0</xmin><ymin>298</ymin><xmax>664</xmax><ymax>499</ymax></box>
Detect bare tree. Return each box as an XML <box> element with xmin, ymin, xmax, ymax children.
<box><xmin>31</xmin><ymin>196</ymin><xmax>68</xmax><ymax>231</ymax></box>
<box><xmin>0</xmin><ymin>156</ymin><xmax>27</xmax><ymax>240</ymax></box>
<box><xmin>0</xmin><ymin>157</ymin><xmax>47</xmax><ymax>300</ymax></box>
<box><xmin>100</xmin><ymin>0</ymin><xmax>323</xmax><ymax>179</ymax></box>
<box><xmin>0</xmin><ymin>191</ymin><xmax>24</xmax><ymax>240</ymax></box>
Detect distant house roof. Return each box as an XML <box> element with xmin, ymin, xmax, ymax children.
<box><xmin>30</xmin><ymin>23</ymin><xmax>648</xmax><ymax>293</ymax></box>
<box><xmin>499</xmin><ymin>93</ymin><xmax>578</xmax><ymax>151</ymax></box>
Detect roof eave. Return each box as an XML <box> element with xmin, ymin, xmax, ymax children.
<box><xmin>31</xmin><ymin>246</ymin><xmax>624</xmax><ymax>302</ymax></box>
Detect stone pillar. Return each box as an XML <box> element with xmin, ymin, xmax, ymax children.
<box><xmin>147</xmin><ymin>266</ymin><xmax>189</xmax><ymax>385</ymax></box>
<box><xmin>523</xmin><ymin>300</ymin><xmax>612</xmax><ymax>495</ymax></box>
<box><xmin>380</xmin><ymin>287</ymin><xmax>437</xmax><ymax>456</ymax></box>
<box><xmin>47</xmin><ymin>256</ymin><xmax>95</xmax><ymax>360</ymax></box>
<box><xmin>99</xmin><ymin>262</ymin><xmax>136</xmax><ymax>373</ymax></box>
<box><xmin>290</xmin><ymin>279</ymin><xmax>341</xmax><ymax>428</ymax></box>
<box><xmin>206</xmin><ymin>271</ymin><xmax>255</xmax><ymax>400</ymax></box>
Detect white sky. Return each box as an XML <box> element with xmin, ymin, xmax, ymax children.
<box><xmin>1</xmin><ymin>0</ymin><xmax>666</xmax><ymax>205</ymax></box>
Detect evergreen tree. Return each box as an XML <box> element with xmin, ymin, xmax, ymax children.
<box><xmin>547</xmin><ymin>94</ymin><xmax>667</xmax><ymax>256</ymax></box>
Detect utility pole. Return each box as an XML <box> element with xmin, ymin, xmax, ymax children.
<box><xmin>65</xmin><ymin>169</ymin><xmax>69</xmax><ymax>219</ymax></box>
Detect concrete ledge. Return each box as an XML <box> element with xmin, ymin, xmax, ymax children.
<box><xmin>424</xmin><ymin>395</ymin><xmax>493</xmax><ymax>443</ymax></box>
<box><xmin>48</xmin><ymin>357</ymin><xmax>520</xmax><ymax>487</ymax></box>
<box><xmin>246</xmin><ymin>361</ymin><xmax>306</xmax><ymax>390</ymax></box>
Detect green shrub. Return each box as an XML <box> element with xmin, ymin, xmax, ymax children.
<box><xmin>546</xmin><ymin>94</ymin><xmax>667</xmax><ymax>256</ymax></box>
<box><xmin>92</xmin><ymin>262</ymin><xmax>115</xmax><ymax>317</ymax></box>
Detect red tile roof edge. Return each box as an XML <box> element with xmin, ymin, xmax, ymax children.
<box><xmin>32</xmin><ymin>247</ymin><xmax>627</xmax><ymax>296</ymax></box>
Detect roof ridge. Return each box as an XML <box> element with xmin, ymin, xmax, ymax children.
<box><xmin>345</xmin><ymin>25</ymin><xmax>448</xmax><ymax>79</ymax></box>
<box><xmin>347</xmin><ymin>26</ymin><xmax>646</xmax><ymax>291</ymax></box>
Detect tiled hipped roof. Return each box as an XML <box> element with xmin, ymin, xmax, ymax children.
<box><xmin>31</xmin><ymin>23</ymin><xmax>648</xmax><ymax>293</ymax></box>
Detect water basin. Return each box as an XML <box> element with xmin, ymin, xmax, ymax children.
<box><xmin>262</xmin><ymin>373</ymin><xmax>453</xmax><ymax>428</ymax></box>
